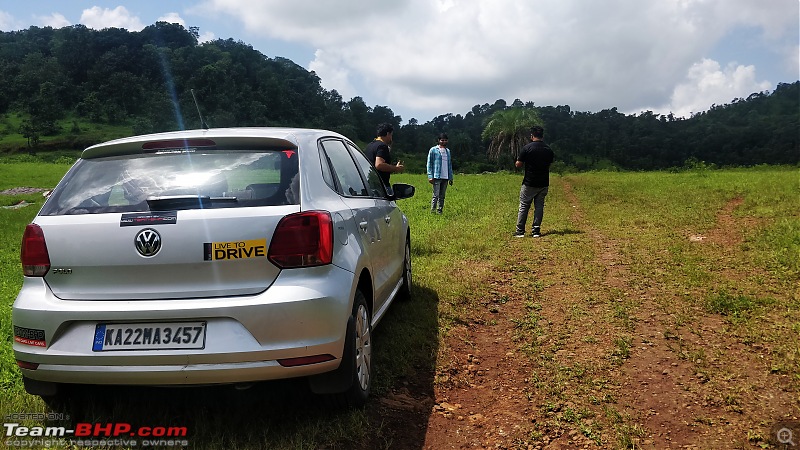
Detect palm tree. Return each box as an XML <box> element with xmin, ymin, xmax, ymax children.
<box><xmin>481</xmin><ymin>107</ymin><xmax>542</xmax><ymax>160</ymax></box>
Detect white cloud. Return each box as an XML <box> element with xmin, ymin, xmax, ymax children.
<box><xmin>157</xmin><ymin>13</ymin><xmax>184</xmax><ymax>27</ymax></box>
<box><xmin>80</xmin><ymin>6</ymin><xmax>145</xmax><ymax>31</ymax></box>
<box><xmin>658</xmin><ymin>59</ymin><xmax>773</xmax><ymax>117</ymax></box>
<box><xmin>707</xmin><ymin>0</ymin><xmax>799</xmax><ymax>40</ymax></box>
<box><xmin>198</xmin><ymin>31</ymin><xmax>215</xmax><ymax>44</ymax></box>
<box><xmin>199</xmin><ymin>0</ymin><xmax>798</xmax><ymax>120</ymax></box>
<box><xmin>154</xmin><ymin>12</ymin><xmax>214</xmax><ymax>42</ymax></box>
<box><xmin>786</xmin><ymin>44</ymin><xmax>800</xmax><ymax>77</ymax></box>
<box><xmin>36</xmin><ymin>13</ymin><xmax>70</xmax><ymax>29</ymax></box>
<box><xmin>308</xmin><ymin>49</ymin><xmax>357</xmax><ymax>101</ymax></box>
<box><xmin>0</xmin><ymin>10</ymin><xmax>22</xmax><ymax>31</ymax></box>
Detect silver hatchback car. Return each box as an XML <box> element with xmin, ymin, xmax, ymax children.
<box><xmin>13</xmin><ymin>127</ymin><xmax>414</xmax><ymax>407</ymax></box>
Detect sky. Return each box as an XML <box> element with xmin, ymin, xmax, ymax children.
<box><xmin>1</xmin><ymin>0</ymin><xmax>798</xmax><ymax>124</ymax></box>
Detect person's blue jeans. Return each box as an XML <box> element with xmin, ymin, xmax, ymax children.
<box><xmin>431</xmin><ymin>179</ymin><xmax>449</xmax><ymax>213</ymax></box>
<box><xmin>516</xmin><ymin>185</ymin><xmax>548</xmax><ymax>234</ymax></box>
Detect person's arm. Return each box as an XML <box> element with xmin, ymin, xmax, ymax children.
<box><xmin>375</xmin><ymin>156</ymin><xmax>403</xmax><ymax>173</ymax></box>
<box><xmin>447</xmin><ymin>148</ymin><xmax>453</xmax><ymax>185</ymax></box>
<box><xmin>427</xmin><ymin>148</ymin><xmax>435</xmax><ymax>182</ymax></box>
<box><xmin>374</xmin><ymin>144</ymin><xmax>403</xmax><ymax>174</ymax></box>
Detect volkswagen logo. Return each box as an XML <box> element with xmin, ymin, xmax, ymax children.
<box><xmin>134</xmin><ymin>228</ymin><xmax>162</xmax><ymax>257</ymax></box>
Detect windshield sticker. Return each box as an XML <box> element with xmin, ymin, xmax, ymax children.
<box><xmin>204</xmin><ymin>239</ymin><xmax>267</xmax><ymax>261</ymax></box>
<box><xmin>121</xmin><ymin>212</ymin><xmax>177</xmax><ymax>227</ymax></box>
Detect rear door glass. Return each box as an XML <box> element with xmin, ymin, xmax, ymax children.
<box><xmin>40</xmin><ymin>150</ymin><xmax>299</xmax><ymax>215</ymax></box>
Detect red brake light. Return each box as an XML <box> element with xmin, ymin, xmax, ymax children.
<box><xmin>268</xmin><ymin>211</ymin><xmax>333</xmax><ymax>268</ymax></box>
<box><xmin>16</xmin><ymin>360</ymin><xmax>40</xmax><ymax>370</ymax></box>
<box><xmin>277</xmin><ymin>354</ymin><xmax>335</xmax><ymax>367</ymax></box>
<box><xmin>141</xmin><ymin>139</ymin><xmax>216</xmax><ymax>150</ymax></box>
<box><xmin>21</xmin><ymin>224</ymin><xmax>50</xmax><ymax>277</ymax></box>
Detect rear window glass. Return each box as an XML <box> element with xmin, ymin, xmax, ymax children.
<box><xmin>40</xmin><ymin>150</ymin><xmax>300</xmax><ymax>215</ymax></box>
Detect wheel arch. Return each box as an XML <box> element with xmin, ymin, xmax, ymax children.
<box><xmin>356</xmin><ymin>268</ymin><xmax>374</xmax><ymax>316</ymax></box>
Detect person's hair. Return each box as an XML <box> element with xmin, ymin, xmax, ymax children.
<box><xmin>530</xmin><ymin>126</ymin><xmax>544</xmax><ymax>138</ymax></box>
<box><xmin>376</xmin><ymin>123</ymin><xmax>394</xmax><ymax>137</ymax></box>
<box><xmin>438</xmin><ymin>133</ymin><xmax>448</xmax><ymax>140</ymax></box>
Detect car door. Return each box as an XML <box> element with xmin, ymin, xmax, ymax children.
<box><xmin>347</xmin><ymin>142</ymin><xmax>404</xmax><ymax>310</ymax></box>
<box><xmin>319</xmin><ymin>139</ymin><xmax>392</xmax><ymax>304</ymax></box>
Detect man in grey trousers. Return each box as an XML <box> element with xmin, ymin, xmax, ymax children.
<box><xmin>514</xmin><ymin>126</ymin><xmax>554</xmax><ymax>237</ymax></box>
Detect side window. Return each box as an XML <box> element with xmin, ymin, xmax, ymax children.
<box><xmin>348</xmin><ymin>143</ymin><xmax>387</xmax><ymax>198</ymax></box>
<box><xmin>319</xmin><ymin>144</ymin><xmax>337</xmax><ymax>192</ymax></box>
<box><xmin>320</xmin><ymin>140</ymin><xmax>368</xmax><ymax>197</ymax></box>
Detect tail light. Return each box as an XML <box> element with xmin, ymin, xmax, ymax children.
<box><xmin>278</xmin><ymin>354</ymin><xmax>335</xmax><ymax>367</ymax></box>
<box><xmin>16</xmin><ymin>360</ymin><xmax>40</xmax><ymax>370</ymax></box>
<box><xmin>21</xmin><ymin>224</ymin><xmax>50</xmax><ymax>277</ymax></box>
<box><xmin>268</xmin><ymin>211</ymin><xmax>333</xmax><ymax>268</ymax></box>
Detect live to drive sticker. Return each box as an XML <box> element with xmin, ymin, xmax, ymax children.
<box><xmin>203</xmin><ymin>239</ymin><xmax>267</xmax><ymax>261</ymax></box>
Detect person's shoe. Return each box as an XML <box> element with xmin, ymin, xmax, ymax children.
<box><xmin>513</xmin><ymin>232</ymin><xmax>525</xmax><ymax>238</ymax></box>
<box><xmin>436</xmin><ymin>210</ymin><xmax>443</xmax><ymax>215</ymax></box>
<box><xmin>531</xmin><ymin>227</ymin><xmax>541</xmax><ymax>238</ymax></box>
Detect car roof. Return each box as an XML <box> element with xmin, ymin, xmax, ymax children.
<box><xmin>82</xmin><ymin>127</ymin><xmax>346</xmax><ymax>159</ymax></box>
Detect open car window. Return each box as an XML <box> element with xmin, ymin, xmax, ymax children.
<box><xmin>348</xmin><ymin>142</ymin><xmax>388</xmax><ymax>198</ymax></box>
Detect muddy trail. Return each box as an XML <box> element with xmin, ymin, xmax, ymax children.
<box><xmin>362</xmin><ymin>179</ymin><xmax>797</xmax><ymax>449</ymax></box>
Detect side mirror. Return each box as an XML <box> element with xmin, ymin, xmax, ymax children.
<box><xmin>390</xmin><ymin>183</ymin><xmax>415</xmax><ymax>200</ymax></box>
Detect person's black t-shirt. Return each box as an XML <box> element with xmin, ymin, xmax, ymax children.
<box><xmin>517</xmin><ymin>141</ymin><xmax>554</xmax><ymax>187</ymax></box>
<box><xmin>364</xmin><ymin>139</ymin><xmax>392</xmax><ymax>185</ymax></box>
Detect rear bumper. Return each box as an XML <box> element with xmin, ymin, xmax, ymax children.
<box><xmin>20</xmin><ymin>359</ymin><xmax>340</xmax><ymax>386</ymax></box>
<box><xmin>13</xmin><ymin>265</ymin><xmax>355</xmax><ymax>387</ymax></box>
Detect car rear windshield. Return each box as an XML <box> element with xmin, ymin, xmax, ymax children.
<box><xmin>40</xmin><ymin>150</ymin><xmax>300</xmax><ymax>215</ymax></box>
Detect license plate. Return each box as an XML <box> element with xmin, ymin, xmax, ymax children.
<box><xmin>92</xmin><ymin>322</ymin><xmax>206</xmax><ymax>351</ymax></box>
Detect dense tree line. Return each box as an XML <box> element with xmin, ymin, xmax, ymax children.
<box><xmin>1</xmin><ymin>24</ymin><xmax>797</xmax><ymax>171</ymax></box>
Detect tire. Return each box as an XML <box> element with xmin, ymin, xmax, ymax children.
<box><xmin>399</xmin><ymin>237</ymin><xmax>412</xmax><ymax>300</ymax></box>
<box><xmin>308</xmin><ymin>289</ymin><xmax>372</xmax><ymax>407</ymax></box>
<box><xmin>342</xmin><ymin>289</ymin><xmax>372</xmax><ymax>407</ymax></box>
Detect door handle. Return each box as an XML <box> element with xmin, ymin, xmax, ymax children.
<box><xmin>384</xmin><ymin>216</ymin><xmax>391</xmax><ymax>224</ymax></box>
<box><xmin>359</xmin><ymin>221</ymin><xmax>368</xmax><ymax>231</ymax></box>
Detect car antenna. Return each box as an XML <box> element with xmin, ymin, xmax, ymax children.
<box><xmin>190</xmin><ymin>89</ymin><xmax>209</xmax><ymax>130</ymax></box>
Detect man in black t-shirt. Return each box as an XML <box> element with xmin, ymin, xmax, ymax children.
<box><xmin>364</xmin><ymin>123</ymin><xmax>404</xmax><ymax>187</ymax></box>
<box><xmin>514</xmin><ymin>126</ymin><xmax>554</xmax><ymax>238</ymax></box>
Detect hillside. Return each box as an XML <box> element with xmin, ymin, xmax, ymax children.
<box><xmin>1</xmin><ymin>24</ymin><xmax>798</xmax><ymax>171</ymax></box>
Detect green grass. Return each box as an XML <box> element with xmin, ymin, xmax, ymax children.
<box><xmin>1</xmin><ymin>160</ymin><xmax>798</xmax><ymax>449</ymax></box>
<box><xmin>0</xmin><ymin>112</ymin><xmax>132</xmax><ymax>153</ymax></box>
<box><xmin>0</xmin><ymin>159</ymin><xmax>76</xmax><ymax>191</ymax></box>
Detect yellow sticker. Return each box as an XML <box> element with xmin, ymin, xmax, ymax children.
<box><xmin>204</xmin><ymin>239</ymin><xmax>267</xmax><ymax>261</ymax></box>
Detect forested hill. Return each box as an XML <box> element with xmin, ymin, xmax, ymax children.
<box><xmin>1</xmin><ymin>23</ymin><xmax>797</xmax><ymax>171</ymax></box>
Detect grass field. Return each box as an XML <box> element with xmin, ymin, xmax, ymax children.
<box><xmin>0</xmin><ymin>112</ymin><xmax>132</xmax><ymax>153</ymax></box>
<box><xmin>0</xmin><ymin>160</ymin><xmax>798</xmax><ymax>449</ymax></box>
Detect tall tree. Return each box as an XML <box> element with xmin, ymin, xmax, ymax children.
<box><xmin>481</xmin><ymin>107</ymin><xmax>542</xmax><ymax>159</ymax></box>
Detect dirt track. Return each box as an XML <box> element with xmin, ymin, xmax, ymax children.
<box><xmin>363</xmin><ymin>179</ymin><xmax>797</xmax><ymax>449</ymax></box>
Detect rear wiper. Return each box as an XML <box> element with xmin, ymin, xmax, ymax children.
<box><xmin>146</xmin><ymin>195</ymin><xmax>238</xmax><ymax>211</ymax></box>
